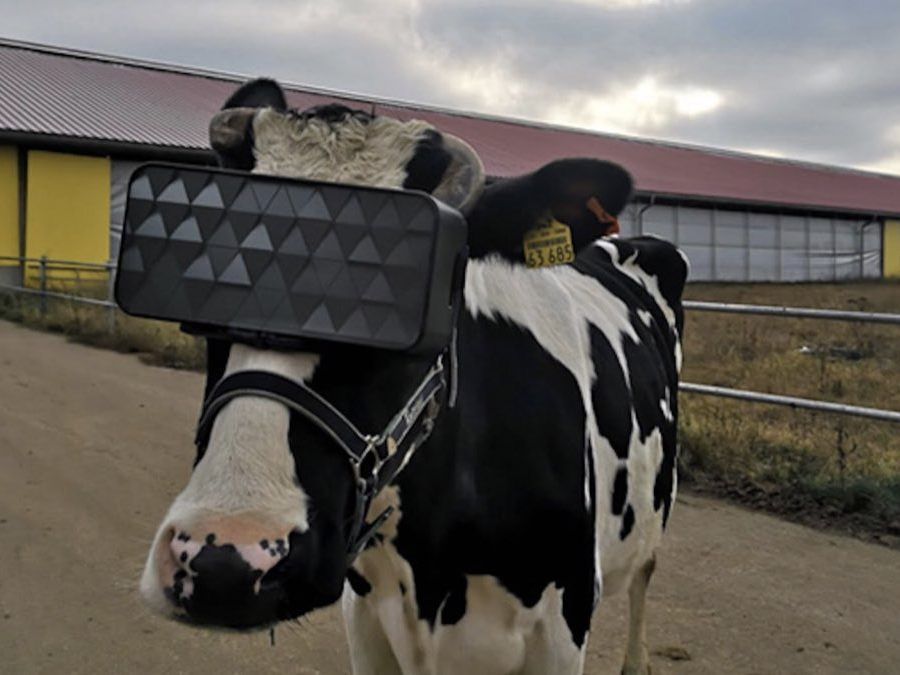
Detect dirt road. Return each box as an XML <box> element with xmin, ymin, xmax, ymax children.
<box><xmin>1</xmin><ymin>320</ymin><xmax>897</xmax><ymax>674</ymax></box>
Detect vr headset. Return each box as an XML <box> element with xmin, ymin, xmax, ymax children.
<box><xmin>115</xmin><ymin>164</ymin><xmax>468</xmax><ymax>354</ymax></box>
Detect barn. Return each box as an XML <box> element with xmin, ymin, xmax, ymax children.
<box><xmin>1</xmin><ymin>37</ymin><xmax>899</xmax><ymax>287</ymax></box>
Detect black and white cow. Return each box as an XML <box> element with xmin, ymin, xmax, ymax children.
<box><xmin>140</xmin><ymin>79</ymin><xmax>688</xmax><ymax>675</ymax></box>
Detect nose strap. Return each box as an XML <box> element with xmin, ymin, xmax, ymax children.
<box><xmin>195</xmin><ymin>370</ymin><xmax>373</xmax><ymax>462</ymax></box>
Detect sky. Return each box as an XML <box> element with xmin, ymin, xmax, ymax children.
<box><xmin>3</xmin><ymin>0</ymin><xmax>899</xmax><ymax>175</ymax></box>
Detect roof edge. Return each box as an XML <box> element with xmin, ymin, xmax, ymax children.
<box><xmin>633</xmin><ymin>190</ymin><xmax>900</xmax><ymax>221</ymax></box>
<box><xmin>0</xmin><ymin>129</ymin><xmax>214</xmax><ymax>162</ymax></box>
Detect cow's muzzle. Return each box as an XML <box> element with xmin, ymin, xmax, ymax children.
<box><xmin>142</xmin><ymin>516</ymin><xmax>297</xmax><ymax>629</ymax></box>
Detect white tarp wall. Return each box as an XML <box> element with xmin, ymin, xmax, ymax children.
<box><xmin>109</xmin><ymin>159</ymin><xmax>141</xmax><ymax>261</ymax></box>
<box><xmin>621</xmin><ymin>202</ymin><xmax>882</xmax><ymax>282</ymax></box>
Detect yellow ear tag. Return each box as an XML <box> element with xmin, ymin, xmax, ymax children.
<box><xmin>523</xmin><ymin>219</ymin><xmax>575</xmax><ymax>268</ymax></box>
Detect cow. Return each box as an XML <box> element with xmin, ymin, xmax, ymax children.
<box><xmin>139</xmin><ymin>78</ymin><xmax>688</xmax><ymax>675</ymax></box>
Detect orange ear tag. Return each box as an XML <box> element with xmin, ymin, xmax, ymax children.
<box><xmin>523</xmin><ymin>219</ymin><xmax>575</xmax><ymax>268</ymax></box>
<box><xmin>587</xmin><ymin>197</ymin><xmax>620</xmax><ymax>236</ymax></box>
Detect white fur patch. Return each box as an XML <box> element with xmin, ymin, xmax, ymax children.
<box><xmin>140</xmin><ymin>347</ymin><xmax>319</xmax><ymax>615</ymax></box>
<box><xmin>252</xmin><ymin>108</ymin><xmax>433</xmax><ymax>187</ymax></box>
<box><xmin>171</xmin><ymin>346</ymin><xmax>317</xmax><ymax>521</ymax></box>
<box><xmin>345</xmin><ymin>570</ymin><xmax>585</xmax><ymax>674</ymax></box>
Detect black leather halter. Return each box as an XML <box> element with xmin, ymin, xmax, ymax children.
<box><xmin>194</xmin><ymin>354</ymin><xmax>448</xmax><ymax>559</ymax></box>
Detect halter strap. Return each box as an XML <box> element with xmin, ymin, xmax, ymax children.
<box><xmin>194</xmin><ymin>354</ymin><xmax>447</xmax><ymax>558</ymax></box>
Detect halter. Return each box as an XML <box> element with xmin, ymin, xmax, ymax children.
<box><xmin>194</xmin><ymin>352</ymin><xmax>448</xmax><ymax>560</ymax></box>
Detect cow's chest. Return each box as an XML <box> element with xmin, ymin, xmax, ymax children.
<box><xmin>346</xmin><ymin>538</ymin><xmax>587</xmax><ymax>675</ymax></box>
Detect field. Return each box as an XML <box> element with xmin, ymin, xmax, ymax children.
<box><xmin>1</xmin><ymin>279</ymin><xmax>898</xmax><ymax>542</ymax></box>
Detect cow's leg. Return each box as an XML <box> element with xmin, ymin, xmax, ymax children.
<box><xmin>621</xmin><ymin>555</ymin><xmax>656</xmax><ymax>675</ymax></box>
<box><xmin>342</xmin><ymin>587</ymin><xmax>403</xmax><ymax>675</ymax></box>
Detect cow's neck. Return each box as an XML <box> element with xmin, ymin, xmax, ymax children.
<box><xmin>381</xmin><ymin>257</ymin><xmax>595</xmax><ymax>557</ymax></box>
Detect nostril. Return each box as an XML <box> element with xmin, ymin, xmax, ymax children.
<box><xmin>241</xmin><ymin>537</ymin><xmax>291</xmax><ymax>579</ymax></box>
<box><xmin>168</xmin><ymin>529</ymin><xmax>203</xmax><ymax>573</ymax></box>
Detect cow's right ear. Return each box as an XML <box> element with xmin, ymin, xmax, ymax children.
<box><xmin>533</xmin><ymin>158</ymin><xmax>633</xmax><ymax>237</ymax></box>
<box><xmin>210</xmin><ymin>79</ymin><xmax>287</xmax><ymax>168</ymax></box>
<box><xmin>466</xmin><ymin>158</ymin><xmax>633</xmax><ymax>262</ymax></box>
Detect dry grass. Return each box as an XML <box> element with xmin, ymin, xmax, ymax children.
<box><xmin>0</xmin><ymin>293</ymin><xmax>204</xmax><ymax>370</ymax></box>
<box><xmin>680</xmin><ymin>281</ymin><xmax>900</xmax><ymax>541</ymax></box>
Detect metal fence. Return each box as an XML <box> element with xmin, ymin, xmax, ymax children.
<box><xmin>1</xmin><ymin>255</ymin><xmax>898</xmax><ymax>423</ymax></box>
<box><xmin>0</xmin><ymin>255</ymin><xmax>117</xmax><ymax>326</ymax></box>
<box><xmin>679</xmin><ymin>300</ymin><xmax>900</xmax><ymax>423</ymax></box>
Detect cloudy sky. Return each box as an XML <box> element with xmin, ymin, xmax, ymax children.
<box><xmin>3</xmin><ymin>0</ymin><xmax>899</xmax><ymax>175</ymax></box>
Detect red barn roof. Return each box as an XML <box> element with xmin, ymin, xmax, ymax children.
<box><xmin>2</xmin><ymin>38</ymin><xmax>900</xmax><ymax>217</ymax></box>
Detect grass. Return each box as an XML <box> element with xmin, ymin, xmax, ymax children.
<box><xmin>1</xmin><ymin>279</ymin><xmax>898</xmax><ymax>543</ymax></box>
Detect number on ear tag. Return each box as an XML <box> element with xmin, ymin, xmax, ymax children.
<box><xmin>523</xmin><ymin>220</ymin><xmax>575</xmax><ymax>268</ymax></box>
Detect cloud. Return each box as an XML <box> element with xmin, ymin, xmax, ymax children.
<box><xmin>2</xmin><ymin>0</ymin><xmax>899</xmax><ymax>175</ymax></box>
<box><xmin>541</xmin><ymin>77</ymin><xmax>724</xmax><ymax>137</ymax></box>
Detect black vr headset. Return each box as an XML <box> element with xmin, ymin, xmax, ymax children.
<box><xmin>115</xmin><ymin>164</ymin><xmax>468</xmax><ymax>354</ymax></box>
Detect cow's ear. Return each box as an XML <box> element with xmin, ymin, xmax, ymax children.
<box><xmin>430</xmin><ymin>134</ymin><xmax>485</xmax><ymax>214</ymax></box>
<box><xmin>534</xmin><ymin>158</ymin><xmax>633</xmax><ymax>236</ymax></box>
<box><xmin>222</xmin><ymin>78</ymin><xmax>287</xmax><ymax>111</ymax></box>
<box><xmin>466</xmin><ymin>158</ymin><xmax>633</xmax><ymax>261</ymax></box>
<box><xmin>210</xmin><ymin>79</ymin><xmax>287</xmax><ymax>168</ymax></box>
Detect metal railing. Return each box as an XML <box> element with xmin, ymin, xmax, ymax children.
<box><xmin>680</xmin><ymin>300</ymin><xmax>900</xmax><ymax>423</ymax></box>
<box><xmin>683</xmin><ymin>300</ymin><xmax>900</xmax><ymax>326</ymax></box>
<box><xmin>0</xmin><ymin>255</ymin><xmax>117</xmax><ymax>327</ymax></box>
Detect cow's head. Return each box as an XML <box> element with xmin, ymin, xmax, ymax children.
<box><xmin>139</xmin><ymin>79</ymin><xmax>483</xmax><ymax>628</ymax></box>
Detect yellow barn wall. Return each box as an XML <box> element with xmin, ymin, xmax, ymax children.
<box><xmin>25</xmin><ymin>150</ymin><xmax>110</xmax><ymax>286</ymax></box>
<box><xmin>0</xmin><ymin>146</ymin><xmax>19</xmax><ymax>266</ymax></box>
<box><xmin>885</xmin><ymin>220</ymin><xmax>900</xmax><ymax>278</ymax></box>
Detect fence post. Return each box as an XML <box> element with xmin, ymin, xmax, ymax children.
<box><xmin>39</xmin><ymin>255</ymin><xmax>47</xmax><ymax>316</ymax></box>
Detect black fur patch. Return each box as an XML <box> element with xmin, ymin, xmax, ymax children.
<box><xmin>403</xmin><ymin>130</ymin><xmax>452</xmax><ymax>195</ymax></box>
<box><xmin>619</xmin><ymin>505</ymin><xmax>635</xmax><ymax>540</ymax></box>
<box><xmin>346</xmin><ymin>568</ymin><xmax>372</xmax><ymax>597</ymax></box>
<box><xmin>439</xmin><ymin>576</ymin><xmax>467</xmax><ymax>625</ymax></box>
<box><xmin>223</xmin><ymin>78</ymin><xmax>287</xmax><ymax>111</ymax></box>
<box><xmin>611</xmin><ymin>466</ymin><xmax>628</xmax><ymax>516</ymax></box>
<box><xmin>589</xmin><ymin>325</ymin><xmax>633</xmax><ymax>459</ymax></box>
